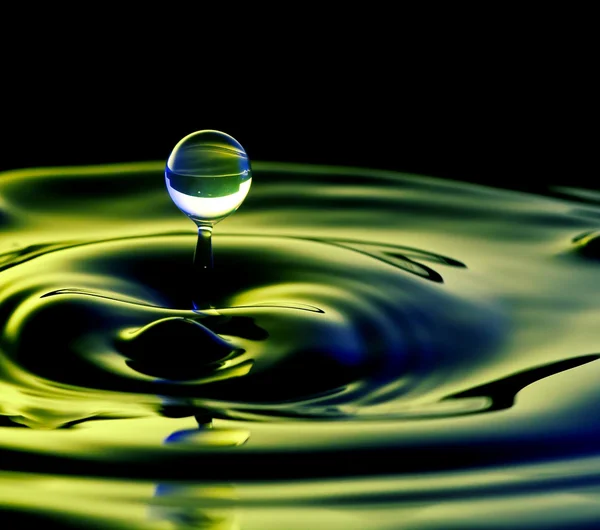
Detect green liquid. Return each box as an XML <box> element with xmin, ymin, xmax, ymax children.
<box><xmin>1</xmin><ymin>161</ymin><xmax>600</xmax><ymax>528</ymax></box>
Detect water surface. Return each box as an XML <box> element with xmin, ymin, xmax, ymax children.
<box><xmin>1</xmin><ymin>161</ymin><xmax>600</xmax><ymax>528</ymax></box>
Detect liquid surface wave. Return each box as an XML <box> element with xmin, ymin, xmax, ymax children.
<box><xmin>1</xmin><ymin>162</ymin><xmax>600</xmax><ymax>528</ymax></box>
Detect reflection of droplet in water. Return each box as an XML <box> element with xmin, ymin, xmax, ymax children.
<box><xmin>150</xmin><ymin>426</ymin><xmax>245</xmax><ymax>529</ymax></box>
<box><xmin>165</xmin><ymin>130</ymin><xmax>252</xmax><ymax>226</ymax></box>
<box><xmin>165</xmin><ymin>130</ymin><xmax>252</xmax><ymax>310</ymax></box>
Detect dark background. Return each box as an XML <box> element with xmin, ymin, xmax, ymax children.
<box><xmin>1</xmin><ymin>93</ymin><xmax>590</xmax><ymax>195</ymax></box>
<box><xmin>0</xmin><ymin>33</ymin><xmax>592</xmax><ymax>194</ymax></box>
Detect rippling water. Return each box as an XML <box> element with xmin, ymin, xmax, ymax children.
<box><xmin>1</xmin><ymin>161</ymin><xmax>600</xmax><ymax>528</ymax></box>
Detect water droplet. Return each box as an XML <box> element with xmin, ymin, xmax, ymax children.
<box><xmin>165</xmin><ymin>130</ymin><xmax>252</xmax><ymax>309</ymax></box>
<box><xmin>165</xmin><ymin>130</ymin><xmax>252</xmax><ymax>226</ymax></box>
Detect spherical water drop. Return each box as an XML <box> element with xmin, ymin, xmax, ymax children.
<box><xmin>165</xmin><ymin>130</ymin><xmax>252</xmax><ymax>226</ymax></box>
<box><xmin>165</xmin><ymin>130</ymin><xmax>251</xmax><ymax>310</ymax></box>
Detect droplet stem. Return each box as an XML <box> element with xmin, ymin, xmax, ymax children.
<box><xmin>192</xmin><ymin>225</ymin><xmax>214</xmax><ymax>310</ymax></box>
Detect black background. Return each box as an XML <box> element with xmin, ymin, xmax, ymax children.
<box><xmin>0</xmin><ymin>29</ymin><xmax>593</xmax><ymax>194</ymax></box>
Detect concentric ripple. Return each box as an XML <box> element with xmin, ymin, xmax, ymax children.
<box><xmin>1</xmin><ymin>162</ymin><xmax>600</xmax><ymax>529</ymax></box>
